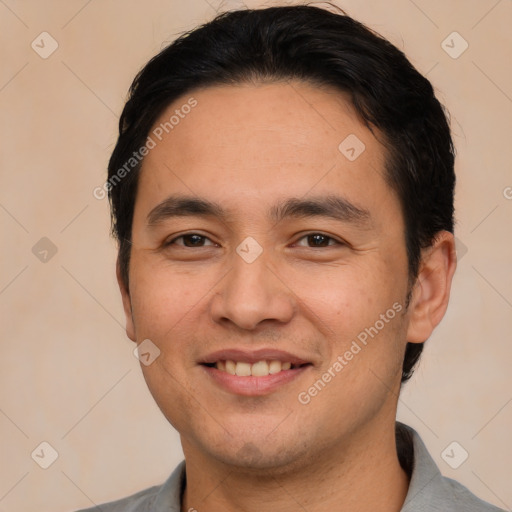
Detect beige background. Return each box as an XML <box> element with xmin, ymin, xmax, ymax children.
<box><xmin>1</xmin><ymin>0</ymin><xmax>511</xmax><ymax>511</ymax></box>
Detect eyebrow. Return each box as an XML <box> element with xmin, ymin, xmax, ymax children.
<box><xmin>146</xmin><ymin>194</ymin><xmax>371</xmax><ymax>227</ymax></box>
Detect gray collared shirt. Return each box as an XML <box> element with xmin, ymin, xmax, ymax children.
<box><xmin>77</xmin><ymin>423</ymin><xmax>505</xmax><ymax>511</ymax></box>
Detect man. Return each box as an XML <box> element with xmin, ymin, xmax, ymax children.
<box><xmin>80</xmin><ymin>4</ymin><xmax>505</xmax><ymax>511</ymax></box>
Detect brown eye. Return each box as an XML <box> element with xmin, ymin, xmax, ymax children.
<box><xmin>166</xmin><ymin>234</ymin><xmax>216</xmax><ymax>247</ymax></box>
<box><xmin>295</xmin><ymin>233</ymin><xmax>340</xmax><ymax>248</ymax></box>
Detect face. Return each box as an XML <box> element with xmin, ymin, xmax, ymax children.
<box><xmin>120</xmin><ymin>81</ymin><xmax>419</xmax><ymax>471</ymax></box>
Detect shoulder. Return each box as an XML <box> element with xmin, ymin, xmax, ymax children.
<box><xmin>74</xmin><ymin>460</ymin><xmax>186</xmax><ymax>512</ymax></box>
<box><xmin>398</xmin><ymin>423</ymin><xmax>506</xmax><ymax>512</ymax></box>
<box><xmin>425</xmin><ymin>473</ymin><xmax>506</xmax><ymax>512</ymax></box>
<box><xmin>75</xmin><ymin>483</ymin><xmax>162</xmax><ymax>512</ymax></box>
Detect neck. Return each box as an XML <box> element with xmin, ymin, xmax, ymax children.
<box><xmin>181</xmin><ymin>420</ymin><xmax>410</xmax><ymax>512</ymax></box>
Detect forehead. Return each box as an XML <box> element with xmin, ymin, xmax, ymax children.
<box><xmin>137</xmin><ymin>81</ymin><xmax>391</xmax><ymax>215</ymax></box>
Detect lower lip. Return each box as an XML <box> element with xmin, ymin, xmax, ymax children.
<box><xmin>201</xmin><ymin>365</ymin><xmax>311</xmax><ymax>396</ymax></box>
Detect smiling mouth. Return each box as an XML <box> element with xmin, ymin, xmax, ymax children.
<box><xmin>202</xmin><ymin>360</ymin><xmax>311</xmax><ymax>377</ymax></box>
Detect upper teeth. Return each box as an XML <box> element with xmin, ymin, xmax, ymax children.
<box><xmin>216</xmin><ymin>360</ymin><xmax>293</xmax><ymax>376</ymax></box>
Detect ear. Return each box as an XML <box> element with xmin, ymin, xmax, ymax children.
<box><xmin>116</xmin><ymin>258</ymin><xmax>136</xmax><ymax>342</ymax></box>
<box><xmin>406</xmin><ymin>231</ymin><xmax>457</xmax><ymax>343</ymax></box>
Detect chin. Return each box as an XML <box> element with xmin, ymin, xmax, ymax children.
<box><xmin>189</xmin><ymin>429</ymin><xmax>313</xmax><ymax>474</ymax></box>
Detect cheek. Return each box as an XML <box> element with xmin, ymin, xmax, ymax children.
<box><xmin>282</xmin><ymin>260</ymin><xmax>396</xmax><ymax>330</ymax></box>
<box><xmin>288</xmin><ymin>261</ymin><xmax>408</xmax><ymax>374</ymax></box>
<box><xmin>128</xmin><ymin>253</ymin><xmax>207</xmax><ymax>341</ymax></box>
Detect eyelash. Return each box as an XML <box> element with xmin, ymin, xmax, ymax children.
<box><xmin>165</xmin><ymin>232</ymin><xmax>343</xmax><ymax>249</ymax></box>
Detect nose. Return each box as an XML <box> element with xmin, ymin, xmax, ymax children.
<box><xmin>210</xmin><ymin>250</ymin><xmax>295</xmax><ymax>331</ymax></box>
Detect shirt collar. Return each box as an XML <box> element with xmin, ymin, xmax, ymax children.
<box><xmin>152</xmin><ymin>459</ymin><xmax>186</xmax><ymax>512</ymax></box>
<box><xmin>397</xmin><ymin>422</ymin><xmax>448</xmax><ymax>511</ymax></box>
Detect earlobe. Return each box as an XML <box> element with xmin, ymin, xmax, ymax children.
<box><xmin>116</xmin><ymin>259</ymin><xmax>136</xmax><ymax>342</ymax></box>
<box><xmin>406</xmin><ymin>231</ymin><xmax>457</xmax><ymax>344</ymax></box>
